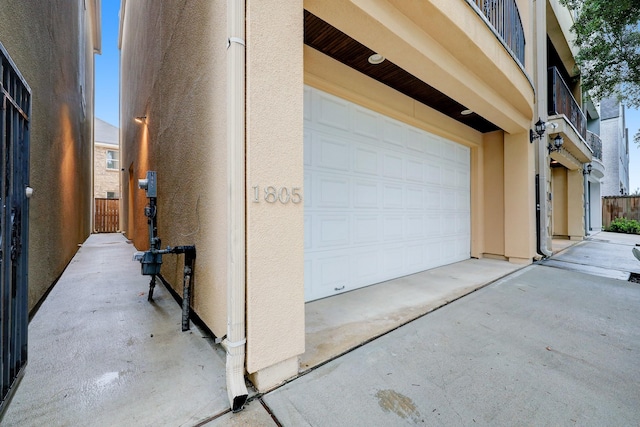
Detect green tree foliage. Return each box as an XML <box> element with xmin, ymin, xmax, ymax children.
<box><xmin>560</xmin><ymin>0</ymin><xmax>640</xmax><ymax>108</ymax></box>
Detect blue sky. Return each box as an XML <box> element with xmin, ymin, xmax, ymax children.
<box><xmin>93</xmin><ymin>2</ymin><xmax>638</xmax><ymax>192</ymax></box>
<box><xmin>94</xmin><ymin>1</ymin><xmax>120</xmax><ymax>127</ymax></box>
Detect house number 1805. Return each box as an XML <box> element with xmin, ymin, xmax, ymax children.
<box><xmin>251</xmin><ymin>186</ymin><xmax>302</xmax><ymax>204</ymax></box>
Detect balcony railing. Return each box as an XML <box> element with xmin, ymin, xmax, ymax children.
<box><xmin>470</xmin><ymin>0</ymin><xmax>525</xmax><ymax>65</ymax></box>
<box><xmin>548</xmin><ymin>67</ymin><xmax>587</xmax><ymax>140</ymax></box>
<box><xmin>586</xmin><ymin>131</ymin><xmax>602</xmax><ymax>161</ymax></box>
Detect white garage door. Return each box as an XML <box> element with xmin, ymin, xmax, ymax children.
<box><xmin>304</xmin><ymin>86</ymin><xmax>470</xmax><ymax>302</ymax></box>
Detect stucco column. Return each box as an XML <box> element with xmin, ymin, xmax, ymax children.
<box><xmin>567</xmin><ymin>168</ymin><xmax>585</xmax><ymax>240</ymax></box>
<box><xmin>470</xmin><ymin>145</ymin><xmax>484</xmax><ymax>258</ymax></box>
<box><xmin>503</xmin><ymin>132</ymin><xmax>535</xmax><ymax>264</ymax></box>
<box><xmin>245</xmin><ymin>0</ymin><xmax>305</xmax><ymax>391</ymax></box>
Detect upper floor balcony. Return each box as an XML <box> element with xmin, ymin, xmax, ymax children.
<box><xmin>470</xmin><ymin>0</ymin><xmax>525</xmax><ymax>65</ymax></box>
<box><xmin>547</xmin><ymin>67</ymin><xmax>592</xmax><ymax>164</ymax></box>
<box><xmin>586</xmin><ymin>131</ymin><xmax>602</xmax><ymax>161</ymax></box>
<box><xmin>548</xmin><ymin>67</ymin><xmax>586</xmax><ymax>140</ymax></box>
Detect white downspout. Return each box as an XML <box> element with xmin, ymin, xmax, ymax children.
<box><xmin>224</xmin><ymin>0</ymin><xmax>248</xmax><ymax>412</ymax></box>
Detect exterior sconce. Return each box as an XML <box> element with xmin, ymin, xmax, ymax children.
<box><xmin>582</xmin><ymin>163</ymin><xmax>592</xmax><ymax>175</ymax></box>
<box><xmin>530</xmin><ymin>117</ymin><xmax>546</xmax><ymax>143</ymax></box>
<box><xmin>134</xmin><ymin>116</ymin><xmax>147</xmax><ymax>124</ymax></box>
<box><xmin>547</xmin><ymin>134</ymin><xmax>563</xmax><ymax>154</ymax></box>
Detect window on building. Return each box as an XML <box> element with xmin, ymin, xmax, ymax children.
<box><xmin>106</xmin><ymin>191</ymin><xmax>117</xmax><ymax>199</ymax></box>
<box><xmin>106</xmin><ymin>150</ymin><xmax>119</xmax><ymax>170</ymax></box>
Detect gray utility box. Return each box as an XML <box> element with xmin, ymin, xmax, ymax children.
<box><xmin>133</xmin><ymin>251</ymin><xmax>163</xmax><ymax>276</ymax></box>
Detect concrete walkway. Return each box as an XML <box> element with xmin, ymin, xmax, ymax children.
<box><xmin>3</xmin><ymin>231</ymin><xmax>640</xmax><ymax>425</ymax></box>
<box><xmin>2</xmin><ymin>233</ymin><xmax>230</xmax><ymax>427</ymax></box>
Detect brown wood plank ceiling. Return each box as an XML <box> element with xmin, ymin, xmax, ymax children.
<box><xmin>304</xmin><ymin>10</ymin><xmax>500</xmax><ymax>133</ymax></box>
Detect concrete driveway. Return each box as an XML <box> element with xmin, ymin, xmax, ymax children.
<box><xmin>216</xmin><ymin>232</ymin><xmax>640</xmax><ymax>426</ymax></box>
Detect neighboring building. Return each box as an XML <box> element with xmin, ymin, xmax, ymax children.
<box><xmin>94</xmin><ymin>118</ymin><xmax>120</xmax><ymax>199</ymax></box>
<box><xmin>600</xmin><ymin>98</ymin><xmax>630</xmax><ymax>196</ymax></box>
<box><xmin>0</xmin><ymin>0</ymin><xmax>100</xmax><ymax>417</ymax></box>
<box><xmin>119</xmin><ymin>0</ymin><xmax>593</xmax><ymax>409</ymax></box>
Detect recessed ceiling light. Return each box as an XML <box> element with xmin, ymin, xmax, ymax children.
<box><xmin>368</xmin><ymin>53</ymin><xmax>385</xmax><ymax>65</ymax></box>
<box><xmin>461</xmin><ymin>109</ymin><xmax>473</xmax><ymax>115</ymax></box>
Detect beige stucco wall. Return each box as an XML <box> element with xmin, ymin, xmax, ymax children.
<box><xmin>245</xmin><ymin>0</ymin><xmax>305</xmax><ymax>380</ymax></box>
<box><xmin>120</xmin><ymin>1</ymin><xmax>229</xmax><ymax>337</ymax></box>
<box><xmin>0</xmin><ymin>0</ymin><xmax>97</xmax><ymax>310</ymax></box>
<box><xmin>552</xmin><ymin>167</ymin><xmax>568</xmax><ymax>236</ymax></box>
<box><xmin>482</xmin><ymin>132</ymin><xmax>505</xmax><ymax>257</ymax></box>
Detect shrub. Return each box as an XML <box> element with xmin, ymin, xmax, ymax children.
<box><xmin>607</xmin><ymin>217</ymin><xmax>640</xmax><ymax>234</ymax></box>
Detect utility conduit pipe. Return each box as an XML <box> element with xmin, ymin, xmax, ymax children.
<box><xmin>224</xmin><ymin>0</ymin><xmax>248</xmax><ymax>413</ymax></box>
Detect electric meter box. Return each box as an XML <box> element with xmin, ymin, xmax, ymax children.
<box><xmin>138</xmin><ymin>171</ymin><xmax>157</xmax><ymax>198</ymax></box>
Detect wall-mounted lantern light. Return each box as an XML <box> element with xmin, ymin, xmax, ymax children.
<box><xmin>530</xmin><ymin>117</ymin><xmax>546</xmax><ymax>143</ymax></box>
<box><xmin>547</xmin><ymin>134</ymin><xmax>563</xmax><ymax>154</ymax></box>
<box><xmin>582</xmin><ymin>163</ymin><xmax>592</xmax><ymax>175</ymax></box>
<box><xmin>134</xmin><ymin>116</ymin><xmax>147</xmax><ymax>124</ymax></box>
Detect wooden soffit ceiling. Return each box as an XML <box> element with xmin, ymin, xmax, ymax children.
<box><xmin>304</xmin><ymin>10</ymin><xmax>500</xmax><ymax>134</ymax></box>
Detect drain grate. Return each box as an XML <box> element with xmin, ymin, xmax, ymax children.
<box><xmin>630</xmin><ymin>273</ymin><xmax>640</xmax><ymax>284</ymax></box>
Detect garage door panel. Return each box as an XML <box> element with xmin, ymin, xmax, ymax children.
<box><xmin>304</xmin><ymin>172</ymin><xmax>313</xmax><ymax>208</ymax></box>
<box><xmin>406</xmin><ymin>243</ymin><xmax>424</xmax><ymax>270</ymax></box>
<box><xmin>382</xmin><ymin>246</ymin><xmax>405</xmax><ymax>274</ymax></box>
<box><xmin>425</xmin><ymin>188</ymin><xmax>441</xmax><ymax>210</ymax></box>
<box><xmin>456</xmin><ymin>169</ymin><xmax>470</xmax><ymax>189</ymax></box>
<box><xmin>406</xmin><ymin>128</ymin><xmax>425</xmax><ymax>153</ymax></box>
<box><xmin>353</xmin><ymin>215</ymin><xmax>379</xmax><ymax>244</ymax></box>
<box><xmin>383</xmin><ymin>184</ymin><xmax>403</xmax><ymax>209</ymax></box>
<box><xmin>353</xmin><ymin>180</ymin><xmax>379</xmax><ymax>208</ymax></box>
<box><xmin>317</xmin><ymin>215</ymin><xmax>350</xmax><ymax>248</ymax></box>
<box><xmin>316</xmin><ymin>174</ymin><xmax>350</xmax><ymax>208</ymax></box>
<box><xmin>442</xmin><ymin>166</ymin><xmax>457</xmax><ymax>187</ymax></box>
<box><xmin>353</xmin><ymin>249</ymin><xmax>381</xmax><ymax>284</ymax></box>
<box><xmin>317</xmin><ymin>92</ymin><xmax>350</xmax><ymax>132</ymax></box>
<box><xmin>353</xmin><ymin>107</ymin><xmax>380</xmax><ymax>140</ymax></box>
<box><xmin>304</xmin><ymin>86</ymin><xmax>470</xmax><ymax>302</ymax></box>
<box><xmin>425</xmin><ymin>135</ymin><xmax>442</xmax><ymax>156</ymax></box>
<box><xmin>383</xmin><ymin>215</ymin><xmax>404</xmax><ymax>241</ymax></box>
<box><xmin>304</xmin><ymin>215</ymin><xmax>313</xmax><ymax>249</ymax></box>
<box><xmin>353</xmin><ymin>145</ymin><xmax>379</xmax><ymax>176</ymax></box>
<box><xmin>382</xmin><ymin>119</ymin><xmax>405</xmax><ymax>147</ymax></box>
<box><xmin>425</xmin><ymin>162</ymin><xmax>441</xmax><ymax>184</ymax></box>
<box><xmin>304</xmin><ymin>132</ymin><xmax>313</xmax><ymax>165</ymax></box>
<box><xmin>407</xmin><ymin>186</ymin><xmax>424</xmax><ymax>209</ymax></box>
<box><xmin>317</xmin><ymin>134</ymin><xmax>350</xmax><ymax>171</ymax></box>
<box><xmin>383</xmin><ymin>153</ymin><xmax>404</xmax><ymax>180</ymax></box>
<box><xmin>406</xmin><ymin>160</ymin><xmax>424</xmax><ymax>183</ymax></box>
<box><xmin>442</xmin><ymin>140</ymin><xmax>457</xmax><ymax>162</ymax></box>
<box><xmin>425</xmin><ymin>214</ymin><xmax>442</xmax><ymax>236</ymax></box>
<box><xmin>304</xmin><ymin>86</ymin><xmax>312</xmax><ymax>121</ymax></box>
<box><xmin>407</xmin><ymin>215</ymin><xmax>424</xmax><ymax>238</ymax></box>
<box><xmin>318</xmin><ymin>254</ymin><xmax>350</xmax><ymax>294</ymax></box>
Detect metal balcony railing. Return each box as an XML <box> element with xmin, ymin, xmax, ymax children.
<box><xmin>470</xmin><ymin>0</ymin><xmax>525</xmax><ymax>65</ymax></box>
<box><xmin>586</xmin><ymin>131</ymin><xmax>602</xmax><ymax>161</ymax></box>
<box><xmin>548</xmin><ymin>67</ymin><xmax>587</xmax><ymax>140</ymax></box>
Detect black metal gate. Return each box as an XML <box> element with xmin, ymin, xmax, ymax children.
<box><xmin>0</xmin><ymin>42</ymin><xmax>30</xmax><ymax>420</ymax></box>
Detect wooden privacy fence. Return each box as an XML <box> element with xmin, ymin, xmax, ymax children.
<box><xmin>602</xmin><ymin>196</ymin><xmax>640</xmax><ymax>229</ymax></box>
<box><xmin>95</xmin><ymin>198</ymin><xmax>120</xmax><ymax>233</ymax></box>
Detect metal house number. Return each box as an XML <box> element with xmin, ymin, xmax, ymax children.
<box><xmin>251</xmin><ymin>186</ymin><xmax>302</xmax><ymax>204</ymax></box>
